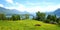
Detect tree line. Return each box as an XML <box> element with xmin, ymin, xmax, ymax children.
<box><xmin>0</xmin><ymin>11</ymin><xmax>60</xmax><ymax>25</ymax></box>
<box><xmin>0</xmin><ymin>14</ymin><xmax>30</xmax><ymax>20</ymax></box>
<box><xmin>33</xmin><ymin>11</ymin><xmax>60</xmax><ymax>25</ymax></box>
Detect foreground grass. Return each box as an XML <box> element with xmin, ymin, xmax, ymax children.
<box><xmin>0</xmin><ymin>20</ymin><xmax>60</xmax><ymax>30</ymax></box>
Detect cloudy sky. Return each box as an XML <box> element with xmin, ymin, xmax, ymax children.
<box><xmin>0</xmin><ymin>0</ymin><xmax>60</xmax><ymax>13</ymax></box>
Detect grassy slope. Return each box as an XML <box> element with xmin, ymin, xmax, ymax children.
<box><xmin>0</xmin><ymin>20</ymin><xmax>60</xmax><ymax>30</ymax></box>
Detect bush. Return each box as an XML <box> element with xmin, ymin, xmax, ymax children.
<box><xmin>0</xmin><ymin>14</ymin><xmax>6</xmax><ymax>20</ymax></box>
<box><xmin>35</xmin><ymin>24</ymin><xmax>41</xmax><ymax>26</ymax></box>
<box><xmin>11</xmin><ymin>14</ymin><xmax>21</xmax><ymax>21</ymax></box>
<box><xmin>44</xmin><ymin>19</ymin><xmax>50</xmax><ymax>23</ymax></box>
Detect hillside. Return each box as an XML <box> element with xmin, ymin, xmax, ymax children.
<box><xmin>0</xmin><ymin>20</ymin><xmax>60</xmax><ymax>30</ymax></box>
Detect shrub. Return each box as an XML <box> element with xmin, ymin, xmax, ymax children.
<box><xmin>35</xmin><ymin>24</ymin><xmax>41</xmax><ymax>26</ymax></box>
<box><xmin>44</xmin><ymin>19</ymin><xmax>50</xmax><ymax>23</ymax></box>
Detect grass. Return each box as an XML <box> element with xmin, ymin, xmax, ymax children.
<box><xmin>0</xmin><ymin>19</ymin><xmax>60</xmax><ymax>30</ymax></box>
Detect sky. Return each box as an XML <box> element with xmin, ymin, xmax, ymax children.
<box><xmin>0</xmin><ymin>0</ymin><xmax>60</xmax><ymax>13</ymax></box>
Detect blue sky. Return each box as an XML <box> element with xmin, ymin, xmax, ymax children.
<box><xmin>0</xmin><ymin>0</ymin><xmax>60</xmax><ymax>13</ymax></box>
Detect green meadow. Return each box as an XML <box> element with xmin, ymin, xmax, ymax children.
<box><xmin>0</xmin><ymin>20</ymin><xmax>60</xmax><ymax>30</ymax></box>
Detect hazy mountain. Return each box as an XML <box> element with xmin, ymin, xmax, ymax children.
<box><xmin>54</xmin><ymin>8</ymin><xmax>60</xmax><ymax>16</ymax></box>
<box><xmin>46</xmin><ymin>8</ymin><xmax>60</xmax><ymax>17</ymax></box>
<box><xmin>0</xmin><ymin>7</ymin><xmax>60</xmax><ymax>17</ymax></box>
<box><xmin>0</xmin><ymin>7</ymin><xmax>29</xmax><ymax>15</ymax></box>
<box><xmin>0</xmin><ymin>7</ymin><xmax>7</xmax><ymax>13</ymax></box>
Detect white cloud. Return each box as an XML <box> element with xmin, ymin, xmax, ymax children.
<box><xmin>43</xmin><ymin>4</ymin><xmax>60</xmax><ymax>12</ymax></box>
<box><xmin>25</xmin><ymin>4</ymin><xmax>60</xmax><ymax>12</ymax></box>
<box><xmin>6</xmin><ymin>0</ymin><xmax>13</xmax><ymax>3</ymax></box>
<box><xmin>0</xmin><ymin>4</ymin><xmax>4</xmax><ymax>7</ymax></box>
<box><xmin>5</xmin><ymin>2</ymin><xmax>60</xmax><ymax>13</ymax></box>
<box><xmin>15</xmin><ymin>2</ymin><xmax>26</xmax><ymax>11</ymax></box>
<box><xmin>5</xmin><ymin>2</ymin><xmax>26</xmax><ymax>11</ymax></box>
<box><xmin>14</xmin><ymin>2</ymin><xmax>43</xmax><ymax>12</ymax></box>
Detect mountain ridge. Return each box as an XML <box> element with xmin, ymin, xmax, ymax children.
<box><xmin>0</xmin><ymin>7</ymin><xmax>29</xmax><ymax>15</ymax></box>
<box><xmin>0</xmin><ymin>7</ymin><xmax>60</xmax><ymax>17</ymax></box>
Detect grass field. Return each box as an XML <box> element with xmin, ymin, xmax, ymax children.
<box><xmin>0</xmin><ymin>20</ymin><xmax>60</xmax><ymax>30</ymax></box>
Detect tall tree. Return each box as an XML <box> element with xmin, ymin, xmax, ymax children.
<box><xmin>11</xmin><ymin>14</ymin><xmax>20</xmax><ymax>20</ymax></box>
<box><xmin>47</xmin><ymin>15</ymin><xmax>57</xmax><ymax>22</ymax></box>
<box><xmin>36</xmin><ymin>11</ymin><xmax>46</xmax><ymax>21</ymax></box>
<box><xmin>24</xmin><ymin>14</ymin><xmax>29</xmax><ymax>19</ymax></box>
<box><xmin>0</xmin><ymin>14</ymin><xmax>6</xmax><ymax>20</ymax></box>
<box><xmin>57</xmin><ymin>17</ymin><xmax>60</xmax><ymax>23</ymax></box>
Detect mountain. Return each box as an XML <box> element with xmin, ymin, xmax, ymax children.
<box><xmin>1</xmin><ymin>7</ymin><xmax>60</xmax><ymax>17</ymax></box>
<box><xmin>0</xmin><ymin>7</ymin><xmax>20</xmax><ymax>14</ymax></box>
<box><xmin>46</xmin><ymin>8</ymin><xmax>60</xmax><ymax>17</ymax></box>
<box><xmin>0</xmin><ymin>7</ymin><xmax>29</xmax><ymax>15</ymax></box>
<box><xmin>54</xmin><ymin>8</ymin><xmax>60</xmax><ymax>16</ymax></box>
<box><xmin>0</xmin><ymin>7</ymin><xmax>8</xmax><ymax>13</ymax></box>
